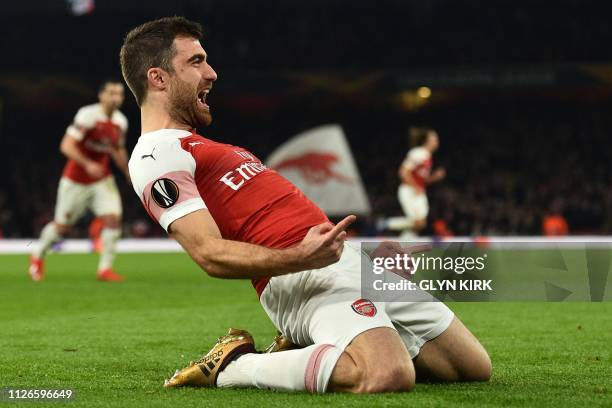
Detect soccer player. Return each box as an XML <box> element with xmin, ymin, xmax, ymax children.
<box><xmin>121</xmin><ymin>17</ymin><xmax>490</xmax><ymax>393</ymax></box>
<box><xmin>29</xmin><ymin>80</ymin><xmax>129</xmax><ymax>282</ymax></box>
<box><xmin>388</xmin><ymin>127</ymin><xmax>446</xmax><ymax>239</ymax></box>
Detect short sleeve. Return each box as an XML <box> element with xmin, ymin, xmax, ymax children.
<box><xmin>146</xmin><ymin>172</ymin><xmax>206</xmax><ymax>231</ymax></box>
<box><xmin>129</xmin><ymin>133</ymin><xmax>206</xmax><ymax>232</ymax></box>
<box><xmin>402</xmin><ymin>148</ymin><xmax>428</xmax><ymax>171</ymax></box>
<box><xmin>66</xmin><ymin>106</ymin><xmax>95</xmax><ymax>141</ymax></box>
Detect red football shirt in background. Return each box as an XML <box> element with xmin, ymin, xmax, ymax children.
<box><xmin>63</xmin><ymin>103</ymin><xmax>128</xmax><ymax>184</ymax></box>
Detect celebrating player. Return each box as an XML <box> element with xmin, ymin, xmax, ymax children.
<box><xmin>29</xmin><ymin>80</ymin><xmax>129</xmax><ymax>282</ymax></box>
<box><xmin>388</xmin><ymin>127</ymin><xmax>445</xmax><ymax>238</ymax></box>
<box><xmin>121</xmin><ymin>17</ymin><xmax>490</xmax><ymax>393</ymax></box>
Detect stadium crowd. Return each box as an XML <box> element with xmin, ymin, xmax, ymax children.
<box><xmin>1</xmin><ymin>96</ymin><xmax>610</xmax><ymax>238</ymax></box>
<box><xmin>1</xmin><ymin>0</ymin><xmax>610</xmax><ymax>238</ymax></box>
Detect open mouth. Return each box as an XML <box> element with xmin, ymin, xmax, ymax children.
<box><xmin>197</xmin><ymin>89</ymin><xmax>210</xmax><ymax>111</ymax></box>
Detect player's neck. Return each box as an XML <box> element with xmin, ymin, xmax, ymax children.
<box><xmin>100</xmin><ymin>104</ymin><xmax>114</xmax><ymax>118</ymax></box>
<box><xmin>140</xmin><ymin>104</ymin><xmax>191</xmax><ymax>134</ymax></box>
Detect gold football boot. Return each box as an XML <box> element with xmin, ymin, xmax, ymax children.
<box><xmin>262</xmin><ymin>332</ymin><xmax>303</xmax><ymax>353</ymax></box>
<box><xmin>164</xmin><ymin>328</ymin><xmax>255</xmax><ymax>388</ymax></box>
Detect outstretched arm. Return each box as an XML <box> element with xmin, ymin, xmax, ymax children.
<box><xmin>169</xmin><ymin>209</ymin><xmax>356</xmax><ymax>279</ymax></box>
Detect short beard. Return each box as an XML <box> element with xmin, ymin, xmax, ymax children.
<box><xmin>167</xmin><ymin>77</ymin><xmax>212</xmax><ymax>129</ymax></box>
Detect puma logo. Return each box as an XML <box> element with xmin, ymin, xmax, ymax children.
<box><xmin>141</xmin><ymin>147</ymin><xmax>156</xmax><ymax>161</ymax></box>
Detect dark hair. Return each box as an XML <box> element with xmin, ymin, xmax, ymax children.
<box><xmin>120</xmin><ymin>16</ymin><xmax>203</xmax><ymax>106</ymax></box>
<box><xmin>409</xmin><ymin>126</ymin><xmax>435</xmax><ymax>147</ymax></box>
<box><xmin>98</xmin><ymin>78</ymin><xmax>124</xmax><ymax>93</ymax></box>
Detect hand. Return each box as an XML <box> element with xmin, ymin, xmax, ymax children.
<box><xmin>431</xmin><ymin>167</ymin><xmax>446</xmax><ymax>181</ymax></box>
<box><xmin>296</xmin><ymin>215</ymin><xmax>357</xmax><ymax>269</ymax></box>
<box><xmin>84</xmin><ymin>162</ymin><xmax>105</xmax><ymax>178</ymax></box>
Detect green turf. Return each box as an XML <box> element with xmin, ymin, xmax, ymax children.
<box><xmin>0</xmin><ymin>253</ymin><xmax>610</xmax><ymax>407</ymax></box>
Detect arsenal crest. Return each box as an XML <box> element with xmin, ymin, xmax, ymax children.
<box><xmin>351</xmin><ymin>299</ymin><xmax>377</xmax><ymax>317</ymax></box>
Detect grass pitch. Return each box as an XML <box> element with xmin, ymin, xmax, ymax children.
<box><xmin>0</xmin><ymin>252</ymin><xmax>610</xmax><ymax>407</ymax></box>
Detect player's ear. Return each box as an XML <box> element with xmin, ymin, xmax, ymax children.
<box><xmin>147</xmin><ymin>67</ymin><xmax>167</xmax><ymax>91</ymax></box>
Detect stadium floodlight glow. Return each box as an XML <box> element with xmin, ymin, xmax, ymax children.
<box><xmin>417</xmin><ymin>86</ymin><xmax>432</xmax><ymax>99</ymax></box>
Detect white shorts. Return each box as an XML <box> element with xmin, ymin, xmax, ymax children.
<box><xmin>54</xmin><ymin>176</ymin><xmax>122</xmax><ymax>226</ymax></box>
<box><xmin>398</xmin><ymin>184</ymin><xmax>429</xmax><ymax>221</ymax></box>
<box><xmin>260</xmin><ymin>243</ymin><xmax>454</xmax><ymax>357</ymax></box>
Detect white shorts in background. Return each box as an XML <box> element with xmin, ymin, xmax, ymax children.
<box><xmin>398</xmin><ymin>184</ymin><xmax>429</xmax><ymax>222</ymax></box>
<box><xmin>54</xmin><ymin>176</ymin><xmax>122</xmax><ymax>225</ymax></box>
<box><xmin>260</xmin><ymin>242</ymin><xmax>454</xmax><ymax>358</ymax></box>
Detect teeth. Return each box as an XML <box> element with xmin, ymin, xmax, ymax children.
<box><xmin>197</xmin><ymin>89</ymin><xmax>210</xmax><ymax>106</ymax></box>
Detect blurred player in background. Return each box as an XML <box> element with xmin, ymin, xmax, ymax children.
<box><xmin>122</xmin><ymin>17</ymin><xmax>490</xmax><ymax>394</ymax></box>
<box><xmin>29</xmin><ymin>79</ymin><xmax>129</xmax><ymax>282</ymax></box>
<box><xmin>387</xmin><ymin>127</ymin><xmax>445</xmax><ymax>239</ymax></box>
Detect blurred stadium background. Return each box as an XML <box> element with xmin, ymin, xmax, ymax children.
<box><xmin>1</xmin><ymin>3</ymin><xmax>611</xmax><ymax>407</ymax></box>
<box><xmin>1</xmin><ymin>0</ymin><xmax>611</xmax><ymax>241</ymax></box>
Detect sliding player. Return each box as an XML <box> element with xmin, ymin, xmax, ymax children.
<box><xmin>121</xmin><ymin>17</ymin><xmax>490</xmax><ymax>393</ymax></box>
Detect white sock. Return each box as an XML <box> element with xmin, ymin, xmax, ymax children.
<box><xmin>387</xmin><ymin>216</ymin><xmax>415</xmax><ymax>231</ymax></box>
<box><xmin>33</xmin><ymin>222</ymin><xmax>62</xmax><ymax>258</ymax></box>
<box><xmin>97</xmin><ymin>228</ymin><xmax>120</xmax><ymax>270</ymax></box>
<box><xmin>217</xmin><ymin>344</ymin><xmax>342</xmax><ymax>393</ymax></box>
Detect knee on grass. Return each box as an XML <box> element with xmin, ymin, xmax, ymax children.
<box><xmin>335</xmin><ymin>352</ymin><xmax>415</xmax><ymax>394</ymax></box>
<box><xmin>459</xmin><ymin>352</ymin><xmax>492</xmax><ymax>382</ymax></box>
<box><xmin>443</xmin><ymin>349</ymin><xmax>492</xmax><ymax>383</ymax></box>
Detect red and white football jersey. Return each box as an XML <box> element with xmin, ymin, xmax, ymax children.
<box><xmin>128</xmin><ymin>129</ymin><xmax>329</xmax><ymax>295</ymax></box>
<box><xmin>63</xmin><ymin>103</ymin><xmax>128</xmax><ymax>184</ymax></box>
<box><xmin>401</xmin><ymin>146</ymin><xmax>432</xmax><ymax>191</ymax></box>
